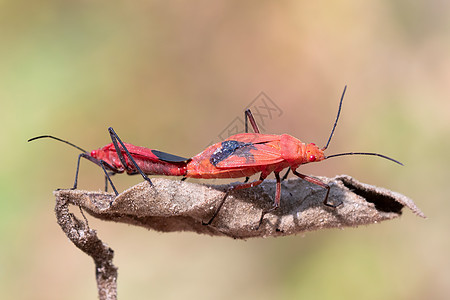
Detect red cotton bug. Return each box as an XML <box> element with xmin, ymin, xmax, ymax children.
<box><xmin>28</xmin><ymin>130</ymin><xmax>189</xmax><ymax>195</ymax></box>
<box><xmin>185</xmin><ymin>86</ymin><xmax>402</xmax><ymax>225</ymax></box>
<box><xmin>29</xmin><ymin>86</ymin><xmax>402</xmax><ymax>227</ymax></box>
<box><xmin>27</xmin><ymin>109</ymin><xmax>260</xmax><ymax>196</ymax></box>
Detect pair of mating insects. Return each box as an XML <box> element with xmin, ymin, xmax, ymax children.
<box><xmin>29</xmin><ymin>87</ymin><xmax>402</xmax><ymax>226</ymax></box>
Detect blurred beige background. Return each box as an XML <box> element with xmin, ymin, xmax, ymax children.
<box><xmin>1</xmin><ymin>1</ymin><xmax>449</xmax><ymax>299</ymax></box>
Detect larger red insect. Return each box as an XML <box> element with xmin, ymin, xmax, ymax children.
<box><xmin>29</xmin><ymin>87</ymin><xmax>402</xmax><ymax>225</ymax></box>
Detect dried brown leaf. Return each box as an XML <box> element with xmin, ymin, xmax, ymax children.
<box><xmin>54</xmin><ymin>175</ymin><xmax>424</xmax><ymax>299</ymax></box>
<box><xmin>55</xmin><ymin>175</ymin><xmax>425</xmax><ymax>240</ymax></box>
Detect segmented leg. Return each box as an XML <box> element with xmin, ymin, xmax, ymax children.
<box><xmin>104</xmin><ymin>172</ymin><xmax>115</xmax><ymax>193</ymax></box>
<box><xmin>291</xmin><ymin>170</ymin><xmax>342</xmax><ymax>207</ymax></box>
<box><xmin>108</xmin><ymin>127</ymin><xmax>153</xmax><ymax>187</ymax></box>
<box><xmin>281</xmin><ymin>168</ymin><xmax>290</xmax><ymax>181</ymax></box>
<box><xmin>72</xmin><ymin>152</ymin><xmax>120</xmax><ymax>195</ymax></box>
<box><xmin>257</xmin><ymin>171</ymin><xmax>281</xmax><ymax>228</ymax></box>
<box><xmin>245</xmin><ymin>109</ymin><xmax>260</xmax><ymax>134</ymax></box>
<box><xmin>244</xmin><ymin>108</ymin><xmax>261</xmax><ymax>184</ymax></box>
<box><xmin>202</xmin><ymin>173</ymin><xmax>268</xmax><ymax>225</ymax></box>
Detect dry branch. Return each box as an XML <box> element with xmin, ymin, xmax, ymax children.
<box><xmin>55</xmin><ymin>192</ymin><xmax>117</xmax><ymax>300</ymax></box>
<box><xmin>54</xmin><ymin>175</ymin><xmax>424</xmax><ymax>299</ymax></box>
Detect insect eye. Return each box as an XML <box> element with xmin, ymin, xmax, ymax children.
<box><xmin>309</xmin><ymin>155</ymin><xmax>316</xmax><ymax>162</ymax></box>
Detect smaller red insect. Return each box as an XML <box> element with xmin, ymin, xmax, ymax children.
<box><xmin>28</xmin><ymin>131</ymin><xmax>188</xmax><ymax>195</ymax></box>
<box><xmin>27</xmin><ymin>109</ymin><xmax>260</xmax><ymax>195</ymax></box>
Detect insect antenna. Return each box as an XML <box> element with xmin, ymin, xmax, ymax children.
<box><xmin>28</xmin><ymin>135</ymin><xmax>88</xmax><ymax>153</ymax></box>
<box><xmin>322</xmin><ymin>85</ymin><xmax>347</xmax><ymax>151</ymax></box>
<box><xmin>325</xmin><ymin>152</ymin><xmax>403</xmax><ymax>166</ymax></box>
<box><xmin>320</xmin><ymin>87</ymin><xmax>403</xmax><ymax>166</ymax></box>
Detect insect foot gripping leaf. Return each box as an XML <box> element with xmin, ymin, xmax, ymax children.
<box><xmin>54</xmin><ymin>176</ymin><xmax>425</xmax><ymax>240</ymax></box>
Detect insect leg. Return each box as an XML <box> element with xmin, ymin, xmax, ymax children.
<box><xmin>244</xmin><ymin>109</ymin><xmax>261</xmax><ymax>133</ymax></box>
<box><xmin>243</xmin><ymin>109</ymin><xmax>260</xmax><ymax>184</ymax></box>
<box><xmin>98</xmin><ymin>161</ymin><xmax>119</xmax><ymax>195</ymax></box>
<box><xmin>104</xmin><ymin>171</ymin><xmax>116</xmax><ymax>193</ymax></box>
<box><xmin>72</xmin><ymin>153</ymin><xmax>120</xmax><ymax>195</ymax></box>
<box><xmin>72</xmin><ymin>153</ymin><xmax>85</xmax><ymax>190</ymax></box>
<box><xmin>281</xmin><ymin>168</ymin><xmax>290</xmax><ymax>181</ymax></box>
<box><xmin>257</xmin><ymin>172</ymin><xmax>282</xmax><ymax>228</ymax></box>
<box><xmin>108</xmin><ymin>127</ymin><xmax>153</xmax><ymax>186</ymax></box>
<box><xmin>272</xmin><ymin>172</ymin><xmax>282</xmax><ymax>207</ymax></box>
<box><xmin>202</xmin><ymin>173</ymin><xmax>267</xmax><ymax>225</ymax></box>
<box><xmin>291</xmin><ymin>170</ymin><xmax>342</xmax><ymax>207</ymax></box>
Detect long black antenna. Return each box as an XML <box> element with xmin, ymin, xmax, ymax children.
<box><xmin>322</xmin><ymin>85</ymin><xmax>347</xmax><ymax>151</ymax></box>
<box><xmin>28</xmin><ymin>135</ymin><xmax>88</xmax><ymax>153</ymax></box>
<box><xmin>325</xmin><ymin>152</ymin><xmax>403</xmax><ymax>166</ymax></box>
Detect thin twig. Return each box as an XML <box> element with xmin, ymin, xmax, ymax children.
<box><xmin>55</xmin><ymin>191</ymin><xmax>118</xmax><ymax>300</ymax></box>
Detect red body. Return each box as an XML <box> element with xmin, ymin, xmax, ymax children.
<box><xmin>187</xmin><ymin>133</ymin><xmax>324</xmax><ymax>178</ymax></box>
<box><xmin>90</xmin><ymin>134</ymin><xmax>324</xmax><ymax>180</ymax></box>
<box><xmin>90</xmin><ymin>143</ymin><xmax>187</xmax><ymax>176</ymax></box>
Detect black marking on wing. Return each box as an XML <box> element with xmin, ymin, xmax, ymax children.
<box><xmin>151</xmin><ymin>150</ymin><xmax>189</xmax><ymax>162</ymax></box>
<box><xmin>210</xmin><ymin>140</ymin><xmax>257</xmax><ymax>166</ymax></box>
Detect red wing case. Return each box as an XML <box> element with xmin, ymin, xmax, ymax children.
<box><xmin>212</xmin><ymin>140</ymin><xmax>284</xmax><ymax>168</ymax></box>
<box><xmin>187</xmin><ymin>134</ymin><xmax>287</xmax><ymax>179</ymax></box>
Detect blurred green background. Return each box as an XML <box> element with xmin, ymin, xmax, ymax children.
<box><xmin>1</xmin><ymin>1</ymin><xmax>449</xmax><ymax>299</ymax></box>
